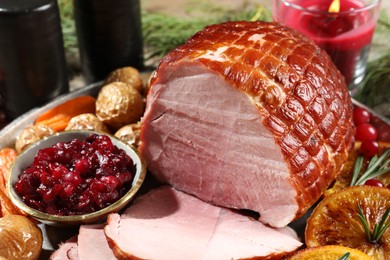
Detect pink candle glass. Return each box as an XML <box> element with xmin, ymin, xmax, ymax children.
<box><xmin>273</xmin><ymin>0</ymin><xmax>381</xmax><ymax>94</ymax></box>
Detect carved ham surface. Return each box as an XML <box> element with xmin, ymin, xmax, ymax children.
<box><xmin>77</xmin><ymin>224</ymin><xmax>116</xmax><ymax>260</ymax></box>
<box><xmin>50</xmin><ymin>225</ymin><xmax>116</xmax><ymax>260</ymax></box>
<box><xmin>50</xmin><ymin>237</ymin><xmax>78</xmax><ymax>260</ymax></box>
<box><xmin>139</xmin><ymin>21</ymin><xmax>354</xmax><ymax>227</ymax></box>
<box><xmin>104</xmin><ymin>186</ymin><xmax>302</xmax><ymax>259</ymax></box>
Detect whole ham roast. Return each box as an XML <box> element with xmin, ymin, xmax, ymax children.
<box><xmin>139</xmin><ymin>21</ymin><xmax>354</xmax><ymax>227</ymax></box>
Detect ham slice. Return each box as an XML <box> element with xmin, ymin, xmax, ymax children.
<box><xmin>50</xmin><ymin>225</ymin><xmax>116</xmax><ymax>260</ymax></box>
<box><xmin>139</xmin><ymin>21</ymin><xmax>354</xmax><ymax>227</ymax></box>
<box><xmin>78</xmin><ymin>224</ymin><xmax>116</xmax><ymax>260</ymax></box>
<box><xmin>104</xmin><ymin>186</ymin><xmax>302</xmax><ymax>259</ymax></box>
<box><xmin>50</xmin><ymin>237</ymin><xmax>78</xmax><ymax>260</ymax></box>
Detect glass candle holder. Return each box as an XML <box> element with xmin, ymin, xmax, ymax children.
<box><xmin>273</xmin><ymin>0</ymin><xmax>381</xmax><ymax>94</ymax></box>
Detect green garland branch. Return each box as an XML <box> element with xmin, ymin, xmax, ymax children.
<box><xmin>142</xmin><ymin>6</ymin><xmax>272</xmax><ymax>64</ymax></box>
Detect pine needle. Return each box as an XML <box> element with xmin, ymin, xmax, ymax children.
<box><xmin>142</xmin><ymin>5</ymin><xmax>272</xmax><ymax>64</ymax></box>
<box><xmin>355</xmin><ymin>10</ymin><xmax>390</xmax><ymax>119</ymax></box>
<box><xmin>58</xmin><ymin>0</ymin><xmax>78</xmax><ymax>56</ymax></box>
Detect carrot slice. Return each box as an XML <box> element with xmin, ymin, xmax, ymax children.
<box><xmin>0</xmin><ymin>148</ymin><xmax>26</xmax><ymax>217</ymax></box>
<box><xmin>0</xmin><ymin>188</ymin><xmax>24</xmax><ymax>217</ymax></box>
<box><xmin>0</xmin><ymin>148</ymin><xmax>17</xmax><ymax>192</ymax></box>
<box><xmin>35</xmin><ymin>95</ymin><xmax>96</xmax><ymax>132</ymax></box>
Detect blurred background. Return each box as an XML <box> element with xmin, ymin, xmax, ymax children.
<box><xmin>58</xmin><ymin>0</ymin><xmax>390</xmax><ymax>118</ymax></box>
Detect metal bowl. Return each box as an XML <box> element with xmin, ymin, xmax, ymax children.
<box><xmin>7</xmin><ymin>130</ymin><xmax>146</xmax><ymax>227</ymax></box>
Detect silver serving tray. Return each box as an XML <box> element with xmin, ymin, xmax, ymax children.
<box><xmin>1</xmin><ymin>80</ymin><xmax>388</xmax><ymax>258</ymax></box>
<box><xmin>0</xmin><ymin>82</ymin><xmax>102</xmax><ymax>149</ymax></box>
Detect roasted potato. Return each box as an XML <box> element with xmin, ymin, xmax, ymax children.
<box><xmin>0</xmin><ymin>215</ymin><xmax>43</xmax><ymax>259</ymax></box>
<box><xmin>104</xmin><ymin>66</ymin><xmax>144</xmax><ymax>95</ymax></box>
<box><xmin>114</xmin><ymin>122</ymin><xmax>141</xmax><ymax>148</ymax></box>
<box><xmin>15</xmin><ymin>124</ymin><xmax>55</xmax><ymax>154</ymax></box>
<box><xmin>96</xmin><ymin>82</ymin><xmax>145</xmax><ymax>129</ymax></box>
<box><xmin>65</xmin><ymin>113</ymin><xmax>110</xmax><ymax>133</ymax></box>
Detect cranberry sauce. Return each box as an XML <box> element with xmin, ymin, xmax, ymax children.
<box><xmin>14</xmin><ymin>134</ymin><xmax>135</xmax><ymax>216</ymax></box>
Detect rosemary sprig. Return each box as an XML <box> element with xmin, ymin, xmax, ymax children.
<box><xmin>357</xmin><ymin>204</ymin><xmax>390</xmax><ymax>243</ymax></box>
<box><xmin>338</xmin><ymin>252</ymin><xmax>350</xmax><ymax>260</ymax></box>
<box><xmin>350</xmin><ymin>148</ymin><xmax>390</xmax><ymax>186</ymax></box>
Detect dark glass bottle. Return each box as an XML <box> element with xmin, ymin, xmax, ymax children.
<box><xmin>73</xmin><ymin>0</ymin><xmax>144</xmax><ymax>84</ymax></box>
<box><xmin>0</xmin><ymin>0</ymin><xmax>69</xmax><ymax>120</ymax></box>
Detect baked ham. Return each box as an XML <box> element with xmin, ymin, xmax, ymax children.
<box><xmin>104</xmin><ymin>186</ymin><xmax>302</xmax><ymax>259</ymax></box>
<box><xmin>50</xmin><ymin>225</ymin><xmax>115</xmax><ymax>260</ymax></box>
<box><xmin>139</xmin><ymin>21</ymin><xmax>354</xmax><ymax>227</ymax></box>
<box><xmin>50</xmin><ymin>237</ymin><xmax>78</xmax><ymax>260</ymax></box>
<box><xmin>77</xmin><ymin>224</ymin><xmax>116</xmax><ymax>260</ymax></box>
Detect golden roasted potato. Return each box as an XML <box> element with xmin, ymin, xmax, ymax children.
<box><xmin>96</xmin><ymin>82</ymin><xmax>145</xmax><ymax>129</ymax></box>
<box><xmin>104</xmin><ymin>66</ymin><xmax>144</xmax><ymax>95</ymax></box>
<box><xmin>65</xmin><ymin>113</ymin><xmax>110</xmax><ymax>133</ymax></box>
<box><xmin>15</xmin><ymin>124</ymin><xmax>55</xmax><ymax>154</ymax></box>
<box><xmin>114</xmin><ymin>122</ymin><xmax>141</xmax><ymax>148</ymax></box>
<box><xmin>0</xmin><ymin>215</ymin><xmax>43</xmax><ymax>259</ymax></box>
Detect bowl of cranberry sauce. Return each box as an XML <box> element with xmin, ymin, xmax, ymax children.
<box><xmin>8</xmin><ymin>130</ymin><xmax>146</xmax><ymax>226</ymax></box>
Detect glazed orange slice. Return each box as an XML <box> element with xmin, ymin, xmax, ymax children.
<box><xmin>325</xmin><ymin>141</ymin><xmax>390</xmax><ymax>197</ymax></box>
<box><xmin>289</xmin><ymin>245</ymin><xmax>371</xmax><ymax>259</ymax></box>
<box><xmin>306</xmin><ymin>186</ymin><xmax>390</xmax><ymax>259</ymax></box>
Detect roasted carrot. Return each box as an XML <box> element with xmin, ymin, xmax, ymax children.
<box><xmin>35</xmin><ymin>95</ymin><xmax>96</xmax><ymax>132</ymax></box>
<box><xmin>0</xmin><ymin>148</ymin><xmax>17</xmax><ymax>192</ymax></box>
<box><xmin>0</xmin><ymin>188</ymin><xmax>24</xmax><ymax>217</ymax></box>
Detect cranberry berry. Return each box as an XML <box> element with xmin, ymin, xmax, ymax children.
<box><xmin>360</xmin><ymin>140</ymin><xmax>379</xmax><ymax>158</ymax></box>
<box><xmin>353</xmin><ymin>107</ymin><xmax>371</xmax><ymax>126</ymax></box>
<box><xmin>364</xmin><ymin>179</ymin><xmax>384</xmax><ymax>188</ymax></box>
<box><xmin>355</xmin><ymin>123</ymin><xmax>378</xmax><ymax>142</ymax></box>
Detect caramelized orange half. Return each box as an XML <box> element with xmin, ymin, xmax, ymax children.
<box><xmin>306</xmin><ymin>186</ymin><xmax>390</xmax><ymax>259</ymax></box>
<box><xmin>290</xmin><ymin>245</ymin><xmax>371</xmax><ymax>259</ymax></box>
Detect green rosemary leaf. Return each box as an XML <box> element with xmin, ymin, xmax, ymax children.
<box><xmin>357</xmin><ymin>204</ymin><xmax>372</xmax><ymax>242</ymax></box>
<box><xmin>353</xmin><ymin>148</ymin><xmax>390</xmax><ymax>186</ymax></box>
<box><xmin>374</xmin><ymin>208</ymin><xmax>390</xmax><ymax>242</ymax></box>
<box><xmin>350</xmin><ymin>156</ymin><xmax>364</xmax><ymax>186</ymax></box>
<box><xmin>372</xmin><ymin>223</ymin><xmax>380</xmax><ymax>242</ymax></box>
<box><xmin>357</xmin><ymin>203</ymin><xmax>390</xmax><ymax>243</ymax></box>
<box><xmin>367</xmin><ymin>154</ymin><xmax>379</xmax><ymax>169</ymax></box>
<box><xmin>338</xmin><ymin>252</ymin><xmax>350</xmax><ymax>260</ymax></box>
<box><xmin>376</xmin><ymin>221</ymin><xmax>390</xmax><ymax>243</ymax></box>
<box><xmin>363</xmin><ymin>167</ymin><xmax>390</xmax><ymax>182</ymax></box>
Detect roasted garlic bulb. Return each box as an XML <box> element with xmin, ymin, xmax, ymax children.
<box><xmin>96</xmin><ymin>82</ymin><xmax>145</xmax><ymax>129</ymax></box>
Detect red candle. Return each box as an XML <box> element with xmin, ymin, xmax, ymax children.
<box><xmin>273</xmin><ymin>0</ymin><xmax>381</xmax><ymax>89</ymax></box>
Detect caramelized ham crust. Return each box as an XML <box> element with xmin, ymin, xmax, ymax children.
<box><xmin>140</xmin><ymin>21</ymin><xmax>354</xmax><ymax>227</ymax></box>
